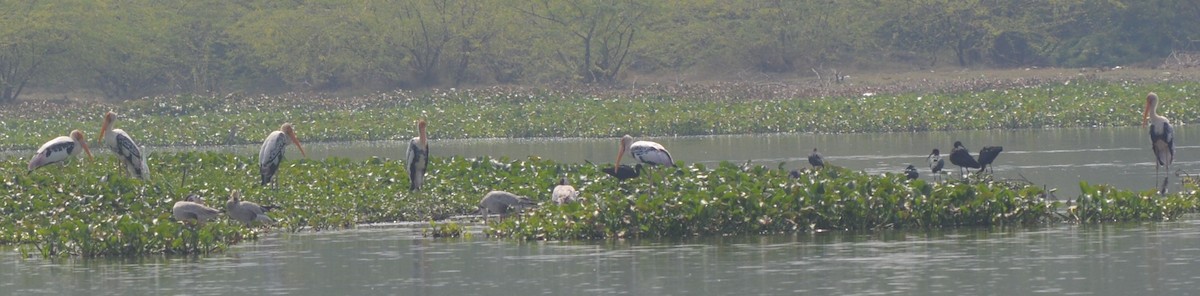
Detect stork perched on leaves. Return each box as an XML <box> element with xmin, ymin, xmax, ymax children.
<box><xmin>259</xmin><ymin>123</ymin><xmax>307</xmax><ymax>187</ymax></box>
<box><xmin>976</xmin><ymin>146</ymin><xmax>1004</xmax><ymax>174</ymax></box>
<box><xmin>927</xmin><ymin>148</ymin><xmax>945</xmax><ymax>181</ymax></box>
<box><xmin>27</xmin><ymin>130</ymin><xmax>93</xmax><ymax>173</ymax></box>
<box><xmin>1144</xmin><ymin>92</ymin><xmax>1174</xmax><ymax>195</ymax></box>
<box><xmin>618</xmin><ymin>135</ymin><xmax>674</xmax><ymax>166</ymax></box>
<box><xmin>406</xmin><ymin>119</ymin><xmax>429</xmax><ymax>191</ymax></box>
<box><xmin>949</xmin><ymin>141</ymin><xmax>981</xmax><ymax>178</ymax></box>
<box><xmin>808</xmin><ymin>148</ymin><xmax>825</xmax><ymax>169</ymax></box>
<box><xmin>99</xmin><ymin>111</ymin><xmax>149</xmax><ymax>180</ymax></box>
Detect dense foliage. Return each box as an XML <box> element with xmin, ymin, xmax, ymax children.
<box><xmin>0</xmin><ymin>81</ymin><xmax>1196</xmax><ymax>150</ymax></box>
<box><xmin>2</xmin><ymin>152</ymin><xmax>1197</xmax><ymax>256</ymax></box>
<box><xmin>0</xmin><ymin>0</ymin><xmax>1196</xmax><ymax>101</ymax></box>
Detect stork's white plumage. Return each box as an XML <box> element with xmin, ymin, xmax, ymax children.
<box><xmin>405</xmin><ymin>119</ymin><xmax>429</xmax><ymax>191</ymax></box>
<box><xmin>617</xmin><ymin>134</ymin><xmax>674</xmax><ymax>166</ymax></box>
<box><xmin>1144</xmin><ymin>92</ymin><xmax>1174</xmax><ymax>195</ymax></box>
<box><xmin>259</xmin><ymin>123</ymin><xmax>307</xmax><ymax>187</ymax></box>
<box><xmin>99</xmin><ymin>111</ymin><xmax>149</xmax><ymax>180</ymax></box>
<box><xmin>28</xmin><ymin>129</ymin><xmax>93</xmax><ymax>173</ymax></box>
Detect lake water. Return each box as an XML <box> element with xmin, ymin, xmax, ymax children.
<box><xmin>5</xmin><ymin>219</ymin><xmax>1200</xmax><ymax>295</ymax></box>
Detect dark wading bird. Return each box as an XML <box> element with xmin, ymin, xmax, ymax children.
<box><xmin>927</xmin><ymin>149</ymin><xmax>945</xmax><ymax>181</ymax></box>
<box><xmin>406</xmin><ymin>119</ymin><xmax>430</xmax><ymax>191</ymax></box>
<box><xmin>259</xmin><ymin>123</ymin><xmax>308</xmax><ymax>188</ymax></box>
<box><xmin>602</xmin><ymin>163</ymin><xmax>644</xmax><ymax>180</ymax></box>
<box><xmin>949</xmin><ymin>141</ymin><xmax>981</xmax><ymax>177</ymax></box>
<box><xmin>976</xmin><ymin>146</ymin><xmax>1004</xmax><ymax>174</ymax></box>
<box><xmin>808</xmin><ymin>148</ymin><xmax>825</xmax><ymax>169</ymax></box>
<box><xmin>99</xmin><ymin>111</ymin><xmax>149</xmax><ymax>180</ymax></box>
<box><xmin>904</xmin><ymin>165</ymin><xmax>919</xmax><ymax>180</ymax></box>
<box><xmin>1144</xmin><ymin>92</ymin><xmax>1174</xmax><ymax>195</ymax></box>
<box><xmin>27</xmin><ymin>130</ymin><xmax>93</xmax><ymax>173</ymax></box>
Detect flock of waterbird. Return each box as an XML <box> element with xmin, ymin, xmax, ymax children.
<box><xmin>22</xmin><ymin>92</ymin><xmax>1177</xmax><ymax>227</ymax></box>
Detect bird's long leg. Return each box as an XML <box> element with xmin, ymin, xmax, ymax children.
<box><xmin>1161</xmin><ymin>164</ymin><xmax>1170</xmax><ymax>196</ymax></box>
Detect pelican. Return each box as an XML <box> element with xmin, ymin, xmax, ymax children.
<box><xmin>927</xmin><ymin>149</ymin><xmax>945</xmax><ymax>181</ymax></box>
<box><xmin>551</xmin><ymin>177</ymin><xmax>580</xmax><ymax>205</ymax></box>
<box><xmin>618</xmin><ymin>135</ymin><xmax>674</xmax><ymax>166</ymax></box>
<box><xmin>173</xmin><ymin>193</ymin><xmax>221</xmax><ymax>224</ymax></box>
<box><xmin>27</xmin><ymin>129</ymin><xmax>93</xmax><ymax>173</ymax></box>
<box><xmin>478</xmin><ymin>190</ymin><xmax>537</xmax><ymax>222</ymax></box>
<box><xmin>808</xmin><ymin>148</ymin><xmax>825</xmax><ymax>169</ymax></box>
<box><xmin>99</xmin><ymin>111</ymin><xmax>149</xmax><ymax>180</ymax></box>
<box><xmin>226</xmin><ymin>190</ymin><xmax>275</xmax><ymax>226</ymax></box>
<box><xmin>976</xmin><ymin>146</ymin><xmax>1004</xmax><ymax>174</ymax></box>
<box><xmin>1144</xmin><ymin>92</ymin><xmax>1174</xmax><ymax>195</ymax></box>
<box><xmin>259</xmin><ymin>123</ymin><xmax>307</xmax><ymax>187</ymax></box>
<box><xmin>904</xmin><ymin>165</ymin><xmax>919</xmax><ymax>180</ymax></box>
<box><xmin>405</xmin><ymin>119</ymin><xmax>429</xmax><ymax>191</ymax></box>
<box><xmin>949</xmin><ymin>141</ymin><xmax>981</xmax><ymax>177</ymax></box>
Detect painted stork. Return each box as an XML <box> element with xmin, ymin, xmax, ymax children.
<box><xmin>27</xmin><ymin>129</ymin><xmax>93</xmax><ymax>173</ymax></box>
<box><xmin>808</xmin><ymin>148</ymin><xmax>825</xmax><ymax>169</ymax></box>
<box><xmin>618</xmin><ymin>135</ymin><xmax>675</xmax><ymax>166</ymax></box>
<box><xmin>99</xmin><ymin>111</ymin><xmax>149</xmax><ymax>180</ymax></box>
<box><xmin>173</xmin><ymin>193</ymin><xmax>221</xmax><ymax>225</ymax></box>
<box><xmin>949</xmin><ymin>141</ymin><xmax>981</xmax><ymax>177</ymax></box>
<box><xmin>259</xmin><ymin>123</ymin><xmax>307</xmax><ymax>187</ymax></box>
<box><xmin>1144</xmin><ymin>92</ymin><xmax>1174</xmax><ymax>195</ymax></box>
<box><xmin>479</xmin><ymin>190</ymin><xmax>537</xmax><ymax>222</ymax></box>
<box><xmin>226</xmin><ymin>190</ymin><xmax>276</xmax><ymax>226</ymax></box>
<box><xmin>976</xmin><ymin>146</ymin><xmax>1004</xmax><ymax>174</ymax></box>
<box><xmin>552</xmin><ymin>177</ymin><xmax>580</xmax><ymax>205</ymax></box>
<box><xmin>904</xmin><ymin>165</ymin><xmax>919</xmax><ymax>180</ymax></box>
<box><xmin>927</xmin><ymin>148</ymin><xmax>945</xmax><ymax>181</ymax></box>
<box><xmin>405</xmin><ymin>119</ymin><xmax>430</xmax><ymax>191</ymax></box>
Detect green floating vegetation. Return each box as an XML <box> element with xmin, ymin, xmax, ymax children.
<box><xmin>2</xmin><ymin>152</ymin><xmax>1197</xmax><ymax>256</ymax></box>
<box><xmin>1</xmin><ymin>81</ymin><xmax>1198</xmax><ymax>150</ymax></box>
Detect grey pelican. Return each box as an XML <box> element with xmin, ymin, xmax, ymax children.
<box><xmin>99</xmin><ymin>111</ymin><xmax>149</xmax><ymax>180</ymax></box>
<box><xmin>173</xmin><ymin>193</ymin><xmax>221</xmax><ymax>224</ymax></box>
<box><xmin>27</xmin><ymin>129</ymin><xmax>93</xmax><ymax>173</ymax></box>
<box><xmin>406</xmin><ymin>119</ymin><xmax>429</xmax><ymax>191</ymax></box>
<box><xmin>479</xmin><ymin>191</ymin><xmax>537</xmax><ymax>222</ymax></box>
<box><xmin>618</xmin><ymin>135</ymin><xmax>674</xmax><ymax>166</ymax></box>
<box><xmin>949</xmin><ymin>141</ymin><xmax>981</xmax><ymax>177</ymax></box>
<box><xmin>226</xmin><ymin>190</ymin><xmax>276</xmax><ymax>226</ymax></box>
<box><xmin>551</xmin><ymin>177</ymin><xmax>580</xmax><ymax>205</ymax></box>
<box><xmin>1144</xmin><ymin>92</ymin><xmax>1174</xmax><ymax>195</ymax></box>
<box><xmin>259</xmin><ymin>123</ymin><xmax>307</xmax><ymax>187</ymax></box>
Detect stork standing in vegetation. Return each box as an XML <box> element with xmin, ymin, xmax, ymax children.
<box><xmin>173</xmin><ymin>193</ymin><xmax>221</xmax><ymax>225</ymax></box>
<box><xmin>1144</xmin><ymin>92</ymin><xmax>1174</xmax><ymax>195</ymax></box>
<box><xmin>27</xmin><ymin>130</ymin><xmax>93</xmax><ymax>173</ymax></box>
<box><xmin>808</xmin><ymin>148</ymin><xmax>825</xmax><ymax>169</ymax></box>
<box><xmin>479</xmin><ymin>191</ymin><xmax>537</xmax><ymax>222</ymax></box>
<box><xmin>552</xmin><ymin>177</ymin><xmax>580</xmax><ymax>205</ymax></box>
<box><xmin>259</xmin><ymin>123</ymin><xmax>307</xmax><ymax>188</ymax></box>
<box><xmin>406</xmin><ymin>119</ymin><xmax>430</xmax><ymax>191</ymax></box>
<box><xmin>99</xmin><ymin>111</ymin><xmax>149</xmax><ymax>180</ymax></box>
<box><xmin>927</xmin><ymin>148</ymin><xmax>945</xmax><ymax>181</ymax></box>
<box><xmin>976</xmin><ymin>146</ymin><xmax>1004</xmax><ymax>174</ymax></box>
<box><xmin>618</xmin><ymin>135</ymin><xmax>674</xmax><ymax>166</ymax></box>
<box><xmin>226</xmin><ymin>190</ymin><xmax>276</xmax><ymax>226</ymax></box>
<box><xmin>949</xmin><ymin>141</ymin><xmax>981</xmax><ymax>178</ymax></box>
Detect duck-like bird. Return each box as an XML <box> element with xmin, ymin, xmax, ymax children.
<box><xmin>259</xmin><ymin>123</ymin><xmax>307</xmax><ymax>187</ymax></box>
<box><xmin>226</xmin><ymin>190</ymin><xmax>276</xmax><ymax>226</ymax></box>
<box><xmin>478</xmin><ymin>191</ymin><xmax>537</xmax><ymax>222</ymax></box>
<box><xmin>99</xmin><ymin>111</ymin><xmax>149</xmax><ymax>180</ymax></box>
<box><xmin>28</xmin><ymin>129</ymin><xmax>93</xmax><ymax>173</ymax></box>
<box><xmin>1144</xmin><ymin>92</ymin><xmax>1174</xmax><ymax>195</ymax></box>
<box><xmin>173</xmin><ymin>193</ymin><xmax>221</xmax><ymax>224</ymax></box>
<box><xmin>406</xmin><ymin>119</ymin><xmax>429</xmax><ymax>191</ymax></box>
<box><xmin>551</xmin><ymin>177</ymin><xmax>580</xmax><ymax>205</ymax></box>
<box><xmin>618</xmin><ymin>135</ymin><xmax>674</xmax><ymax>166</ymax></box>
<box><xmin>949</xmin><ymin>141</ymin><xmax>981</xmax><ymax>177</ymax></box>
<box><xmin>927</xmin><ymin>148</ymin><xmax>945</xmax><ymax>180</ymax></box>
<box><xmin>976</xmin><ymin>146</ymin><xmax>1004</xmax><ymax>174</ymax></box>
<box><xmin>808</xmin><ymin>148</ymin><xmax>825</xmax><ymax>169</ymax></box>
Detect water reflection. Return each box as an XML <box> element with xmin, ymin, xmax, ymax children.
<box><xmin>5</xmin><ymin>219</ymin><xmax>1200</xmax><ymax>295</ymax></box>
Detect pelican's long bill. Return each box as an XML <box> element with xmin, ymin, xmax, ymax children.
<box><xmin>283</xmin><ymin>123</ymin><xmax>307</xmax><ymax>158</ymax></box>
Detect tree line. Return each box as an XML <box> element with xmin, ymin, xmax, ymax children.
<box><xmin>0</xmin><ymin>0</ymin><xmax>1196</xmax><ymax>102</ymax></box>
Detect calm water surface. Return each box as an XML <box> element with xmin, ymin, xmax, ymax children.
<box><xmin>145</xmin><ymin>126</ymin><xmax>1198</xmax><ymax>198</ymax></box>
<box><xmin>5</xmin><ymin>219</ymin><xmax>1200</xmax><ymax>295</ymax></box>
